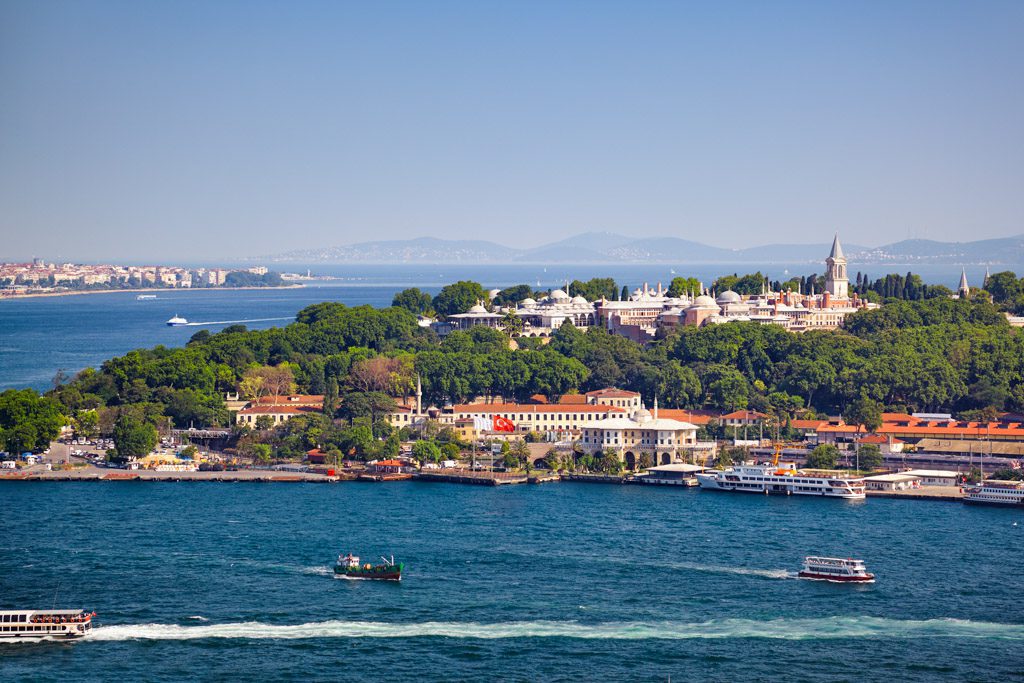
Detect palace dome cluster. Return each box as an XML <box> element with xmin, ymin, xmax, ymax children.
<box><xmin>442</xmin><ymin>234</ymin><xmax>878</xmax><ymax>341</ymax></box>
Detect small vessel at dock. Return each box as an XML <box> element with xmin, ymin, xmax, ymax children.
<box><xmin>166</xmin><ymin>315</ymin><xmax>188</xmax><ymax>326</ymax></box>
<box><xmin>696</xmin><ymin>462</ymin><xmax>865</xmax><ymax>499</ymax></box>
<box><xmin>963</xmin><ymin>479</ymin><xmax>1024</xmax><ymax>506</ymax></box>
<box><xmin>334</xmin><ymin>553</ymin><xmax>403</xmax><ymax>581</ymax></box>
<box><xmin>0</xmin><ymin>609</ymin><xmax>96</xmax><ymax>640</ymax></box>
<box><xmin>798</xmin><ymin>556</ymin><xmax>874</xmax><ymax>582</ymax></box>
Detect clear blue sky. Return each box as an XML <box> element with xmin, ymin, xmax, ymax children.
<box><xmin>1</xmin><ymin>1</ymin><xmax>1022</xmax><ymax>261</ymax></box>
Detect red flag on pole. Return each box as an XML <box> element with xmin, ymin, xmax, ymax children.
<box><xmin>492</xmin><ymin>416</ymin><xmax>515</xmax><ymax>432</ymax></box>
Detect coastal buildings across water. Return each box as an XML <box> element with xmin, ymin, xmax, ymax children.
<box><xmin>0</xmin><ymin>260</ymin><xmax>277</xmax><ymax>296</ymax></box>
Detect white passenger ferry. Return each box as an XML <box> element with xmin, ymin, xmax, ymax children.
<box><xmin>963</xmin><ymin>479</ymin><xmax>1024</xmax><ymax>506</ymax></box>
<box><xmin>798</xmin><ymin>556</ymin><xmax>875</xmax><ymax>582</ymax></box>
<box><xmin>0</xmin><ymin>610</ymin><xmax>95</xmax><ymax>640</ymax></box>
<box><xmin>696</xmin><ymin>462</ymin><xmax>866</xmax><ymax>499</ymax></box>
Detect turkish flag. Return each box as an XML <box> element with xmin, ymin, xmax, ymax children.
<box><xmin>492</xmin><ymin>416</ymin><xmax>516</xmax><ymax>432</ymax></box>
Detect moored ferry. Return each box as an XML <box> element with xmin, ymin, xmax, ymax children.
<box><xmin>696</xmin><ymin>462</ymin><xmax>866</xmax><ymax>499</ymax></box>
<box><xmin>963</xmin><ymin>479</ymin><xmax>1024</xmax><ymax>506</ymax></box>
<box><xmin>798</xmin><ymin>557</ymin><xmax>874</xmax><ymax>582</ymax></box>
<box><xmin>0</xmin><ymin>610</ymin><xmax>96</xmax><ymax>640</ymax></box>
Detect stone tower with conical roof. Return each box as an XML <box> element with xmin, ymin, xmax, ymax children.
<box><xmin>958</xmin><ymin>268</ymin><xmax>970</xmax><ymax>299</ymax></box>
<box><xmin>824</xmin><ymin>233</ymin><xmax>849</xmax><ymax>298</ymax></box>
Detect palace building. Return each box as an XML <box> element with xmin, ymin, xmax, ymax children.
<box><xmin>437</xmin><ymin>234</ymin><xmax>875</xmax><ymax>341</ymax></box>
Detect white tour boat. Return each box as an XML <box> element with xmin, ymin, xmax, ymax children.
<box><xmin>136</xmin><ymin>294</ymin><xmax>157</xmax><ymax>300</ymax></box>
<box><xmin>963</xmin><ymin>479</ymin><xmax>1024</xmax><ymax>506</ymax></box>
<box><xmin>166</xmin><ymin>315</ymin><xmax>188</xmax><ymax>326</ymax></box>
<box><xmin>798</xmin><ymin>556</ymin><xmax>875</xmax><ymax>582</ymax></box>
<box><xmin>696</xmin><ymin>462</ymin><xmax>866</xmax><ymax>499</ymax></box>
<box><xmin>0</xmin><ymin>609</ymin><xmax>96</xmax><ymax>640</ymax></box>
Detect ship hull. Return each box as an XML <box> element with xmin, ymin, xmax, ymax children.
<box><xmin>798</xmin><ymin>571</ymin><xmax>874</xmax><ymax>582</ymax></box>
<box><xmin>963</xmin><ymin>498</ymin><xmax>1024</xmax><ymax>507</ymax></box>
<box><xmin>0</xmin><ymin>631</ymin><xmax>88</xmax><ymax>640</ymax></box>
<box><xmin>333</xmin><ymin>564</ymin><xmax>403</xmax><ymax>581</ymax></box>
<box><xmin>698</xmin><ymin>484</ymin><xmax>864</xmax><ymax>499</ymax></box>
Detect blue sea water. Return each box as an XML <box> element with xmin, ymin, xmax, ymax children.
<box><xmin>0</xmin><ymin>263</ymin><xmax>999</xmax><ymax>392</ymax></box>
<box><xmin>1</xmin><ymin>481</ymin><xmax>1022</xmax><ymax>681</ymax></box>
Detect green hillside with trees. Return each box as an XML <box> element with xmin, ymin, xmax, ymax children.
<box><xmin>10</xmin><ymin>271</ymin><xmax>1022</xmax><ymax>462</ymax></box>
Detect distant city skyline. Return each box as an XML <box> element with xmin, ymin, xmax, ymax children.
<box><xmin>2</xmin><ymin>1</ymin><xmax>1023</xmax><ymax>261</ymax></box>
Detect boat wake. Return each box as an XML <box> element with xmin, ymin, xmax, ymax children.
<box><xmin>302</xmin><ymin>566</ymin><xmax>333</xmax><ymax>576</ymax></box>
<box><xmin>182</xmin><ymin>317</ymin><xmax>293</xmax><ymax>327</ymax></box>
<box><xmin>89</xmin><ymin>617</ymin><xmax>1024</xmax><ymax>642</ymax></box>
<box><xmin>662</xmin><ymin>561</ymin><xmax>794</xmax><ymax>580</ymax></box>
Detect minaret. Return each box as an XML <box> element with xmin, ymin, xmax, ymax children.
<box><xmin>958</xmin><ymin>268</ymin><xmax>970</xmax><ymax>299</ymax></box>
<box><xmin>653</xmin><ymin>395</ymin><xmax>659</xmax><ymax>421</ymax></box>
<box><xmin>984</xmin><ymin>267</ymin><xmax>990</xmax><ymax>289</ymax></box>
<box><xmin>824</xmin><ymin>233</ymin><xmax>849</xmax><ymax>298</ymax></box>
<box><xmin>415</xmin><ymin>374</ymin><xmax>423</xmax><ymax>415</ymax></box>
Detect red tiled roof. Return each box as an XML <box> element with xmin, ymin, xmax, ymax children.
<box><xmin>818</xmin><ymin>421</ymin><xmax>1024</xmax><ymax>439</ymax></box>
<box><xmin>721</xmin><ymin>410</ymin><xmax>769</xmax><ymax>420</ymax></box>
<box><xmin>558</xmin><ymin>395</ymin><xmax>588</xmax><ymax>405</ymax></box>
<box><xmin>238</xmin><ymin>405</ymin><xmax>319</xmax><ymax>415</ymax></box>
<box><xmin>657</xmin><ymin>409</ymin><xmax>713</xmax><ymax>425</ymax></box>
<box><xmin>790</xmin><ymin>419</ymin><xmax>826</xmax><ymax>430</ymax></box>
<box><xmin>529</xmin><ymin>394</ymin><xmax>550</xmax><ymax>404</ymax></box>
<box><xmin>453</xmin><ymin>403</ymin><xmax>625</xmax><ymax>414</ymax></box>
<box><xmin>857</xmin><ymin>434</ymin><xmax>903</xmax><ymax>444</ymax></box>
<box><xmin>585</xmin><ymin>388</ymin><xmax>640</xmax><ymax>399</ymax></box>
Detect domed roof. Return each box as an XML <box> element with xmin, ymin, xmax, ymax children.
<box><xmin>717</xmin><ymin>290</ymin><xmax>741</xmax><ymax>303</ymax></box>
<box><xmin>692</xmin><ymin>295</ymin><xmax>717</xmax><ymax>308</ymax></box>
<box><xmin>551</xmin><ymin>289</ymin><xmax>569</xmax><ymax>300</ymax></box>
<box><xmin>468</xmin><ymin>304</ymin><xmax>488</xmax><ymax>314</ymax></box>
<box><xmin>520</xmin><ymin>297</ymin><xmax>537</xmax><ymax>307</ymax></box>
<box><xmin>571</xmin><ymin>295</ymin><xmax>588</xmax><ymax>304</ymax></box>
<box><xmin>633</xmin><ymin>408</ymin><xmax>653</xmax><ymax>423</ymax></box>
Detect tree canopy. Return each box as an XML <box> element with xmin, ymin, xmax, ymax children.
<box><xmin>0</xmin><ymin>389</ymin><xmax>66</xmax><ymax>453</ymax></box>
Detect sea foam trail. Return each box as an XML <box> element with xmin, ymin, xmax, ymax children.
<box><xmin>90</xmin><ymin>617</ymin><xmax>1024</xmax><ymax>642</ymax></box>
<box><xmin>662</xmin><ymin>561</ymin><xmax>793</xmax><ymax>579</ymax></box>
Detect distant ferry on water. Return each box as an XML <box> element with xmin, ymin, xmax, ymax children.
<box><xmin>136</xmin><ymin>294</ymin><xmax>157</xmax><ymax>300</ymax></box>
<box><xmin>798</xmin><ymin>557</ymin><xmax>874</xmax><ymax>582</ymax></box>
<box><xmin>696</xmin><ymin>462</ymin><xmax>866</xmax><ymax>499</ymax></box>
<box><xmin>963</xmin><ymin>479</ymin><xmax>1024</xmax><ymax>506</ymax></box>
<box><xmin>0</xmin><ymin>610</ymin><xmax>96</xmax><ymax>640</ymax></box>
<box><xmin>166</xmin><ymin>315</ymin><xmax>188</xmax><ymax>326</ymax></box>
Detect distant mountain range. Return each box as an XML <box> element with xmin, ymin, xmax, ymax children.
<box><xmin>260</xmin><ymin>232</ymin><xmax>1024</xmax><ymax>265</ymax></box>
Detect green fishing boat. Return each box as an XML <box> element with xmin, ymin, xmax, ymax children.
<box><xmin>334</xmin><ymin>553</ymin><xmax>404</xmax><ymax>581</ymax></box>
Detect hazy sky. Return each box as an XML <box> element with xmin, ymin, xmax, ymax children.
<box><xmin>2</xmin><ymin>1</ymin><xmax>1023</xmax><ymax>262</ymax></box>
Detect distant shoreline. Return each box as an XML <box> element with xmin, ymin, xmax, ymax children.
<box><xmin>0</xmin><ymin>284</ymin><xmax>305</xmax><ymax>302</ymax></box>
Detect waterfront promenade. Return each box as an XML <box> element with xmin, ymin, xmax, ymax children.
<box><xmin>0</xmin><ymin>465</ymin><xmax>970</xmax><ymax>501</ymax></box>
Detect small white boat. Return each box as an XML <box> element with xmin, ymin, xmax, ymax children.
<box><xmin>0</xmin><ymin>609</ymin><xmax>96</xmax><ymax>640</ymax></box>
<box><xmin>798</xmin><ymin>557</ymin><xmax>874</xmax><ymax>583</ymax></box>
<box><xmin>166</xmin><ymin>315</ymin><xmax>188</xmax><ymax>326</ymax></box>
<box><xmin>136</xmin><ymin>294</ymin><xmax>157</xmax><ymax>300</ymax></box>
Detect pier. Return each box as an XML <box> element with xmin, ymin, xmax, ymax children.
<box><xmin>0</xmin><ymin>467</ymin><xmax>342</xmax><ymax>483</ymax></box>
<box><xmin>415</xmin><ymin>468</ymin><xmax>529</xmax><ymax>486</ymax></box>
<box><xmin>865</xmin><ymin>486</ymin><xmax>964</xmax><ymax>502</ymax></box>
